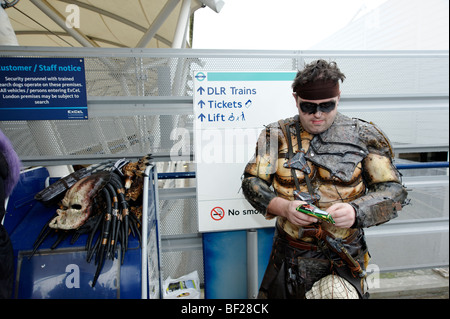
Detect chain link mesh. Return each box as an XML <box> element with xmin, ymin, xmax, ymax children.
<box><xmin>1</xmin><ymin>51</ymin><xmax>448</xmax><ymax>160</ymax></box>
<box><xmin>1</xmin><ymin>49</ymin><xmax>448</xmax><ymax>288</ymax></box>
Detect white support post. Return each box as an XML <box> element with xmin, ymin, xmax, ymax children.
<box><xmin>137</xmin><ymin>0</ymin><xmax>180</xmax><ymax>48</ymax></box>
<box><xmin>247</xmin><ymin>229</ymin><xmax>259</xmax><ymax>299</ymax></box>
<box><xmin>0</xmin><ymin>6</ymin><xmax>19</xmax><ymax>45</ymax></box>
<box><xmin>172</xmin><ymin>0</ymin><xmax>191</xmax><ymax>49</ymax></box>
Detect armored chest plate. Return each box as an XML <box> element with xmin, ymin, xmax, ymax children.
<box><xmin>306</xmin><ymin>114</ymin><xmax>368</xmax><ymax>183</ymax></box>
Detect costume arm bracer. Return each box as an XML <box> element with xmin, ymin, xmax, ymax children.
<box><xmin>350</xmin><ymin>121</ymin><xmax>409</xmax><ymax>228</ymax></box>
<box><xmin>242</xmin><ymin>174</ymin><xmax>277</xmax><ymax>219</ymax></box>
<box><xmin>350</xmin><ymin>181</ymin><xmax>408</xmax><ymax>228</ymax></box>
<box><xmin>241</xmin><ymin>125</ymin><xmax>281</xmax><ymax>219</ymax></box>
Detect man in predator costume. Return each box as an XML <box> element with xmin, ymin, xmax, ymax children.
<box><xmin>241</xmin><ymin>60</ymin><xmax>408</xmax><ymax>299</ymax></box>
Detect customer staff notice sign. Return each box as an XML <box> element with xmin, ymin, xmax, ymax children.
<box><xmin>194</xmin><ymin>71</ymin><xmax>296</xmax><ymax>232</ymax></box>
<box><xmin>0</xmin><ymin>57</ymin><xmax>87</xmax><ymax>120</ymax></box>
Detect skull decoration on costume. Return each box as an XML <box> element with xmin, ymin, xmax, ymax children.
<box><xmin>50</xmin><ymin>171</ymin><xmax>110</xmax><ymax>230</ymax></box>
<box><xmin>32</xmin><ymin>155</ymin><xmax>151</xmax><ymax>287</ymax></box>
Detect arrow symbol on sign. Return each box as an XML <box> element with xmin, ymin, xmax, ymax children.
<box><xmin>198</xmin><ymin>113</ymin><xmax>206</xmax><ymax>122</ymax></box>
<box><xmin>198</xmin><ymin>100</ymin><xmax>205</xmax><ymax>108</ymax></box>
<box><xmin>197</xmin><ymin>87</ymin><xmax>205</xmax><ymax>95</ymax></box>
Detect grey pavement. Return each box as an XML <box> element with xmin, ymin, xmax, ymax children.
<box><xmin>369</xmin><ymin>267</ymin><xmax>449</xmax><ymax>299</ymax></box>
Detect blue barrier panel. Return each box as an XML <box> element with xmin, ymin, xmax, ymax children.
<box><xmin>4</xmin><ymin>167</ymin><xmax>152</xmax><ymax>299</ymax></box>
<box><xmin>16</xmin><ymin>249</ymin><xmax>120</xmax><ymax>299</ymax></box>
<box><xmin>202</xmin><ymin>228</ymin><xmax>274</xmax><ymax>299</ymax></box>
<box><xmin>3</xmin><ymin>167</ymin><xmax>49</xmax><ymax>235</ymax></box>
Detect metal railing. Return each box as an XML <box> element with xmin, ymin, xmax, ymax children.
<box><xmin>1</xmin><ymin>46</ymin><xmax>448</xmax><ymax>284</ymax></box>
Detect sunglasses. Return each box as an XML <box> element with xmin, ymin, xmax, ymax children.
<box><xmin>299</xmin><ymin>100</ymin><xmax>337</xmax><ymax>114</ymax></box>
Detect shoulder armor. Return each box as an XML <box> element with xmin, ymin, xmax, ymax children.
<box><xmin>354</xmin><ymin>118</ymin><xmax>394</xmax><ymax>158</ymax></box>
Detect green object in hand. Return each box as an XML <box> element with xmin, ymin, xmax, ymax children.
<box><xmin>296</xmin><ymin>203</ymin><xmax>335</xmax><ymax>224</ymax></box>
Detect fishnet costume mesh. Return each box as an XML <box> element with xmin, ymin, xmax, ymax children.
<box><xmin>305</xmin><ymin>274</ymin><xmax>359</xmax><ymax>299</ymax></box>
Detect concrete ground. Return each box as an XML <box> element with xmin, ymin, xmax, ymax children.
<box><xmin>198</xmin><ymin>267</ymin><xmax>449</xmax><ymax>299</ymax></box>
<box><xmin>369</xmin><ymin>267</ymin><xmax>449</xmax><ymax>299</ymax></box>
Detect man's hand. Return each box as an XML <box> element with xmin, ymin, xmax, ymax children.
<box><xmin>327</xmin><ymin>203</ymin><xmax>356</xmax><ymax>228</ymax></box>
<box><xmin>267</xmin><ymin>197</ymin><xmax>318</xmax><ymax>226</ymax></box>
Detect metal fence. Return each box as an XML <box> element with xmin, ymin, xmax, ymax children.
<box><xmin>1</xmin><ymin>46</ymin><xmax>448</xmax><ymax>283</ymax></box>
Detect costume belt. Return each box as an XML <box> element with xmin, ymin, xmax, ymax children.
<box><xmin>277</xmin><ymin>224</ymin><xmax>319</xmax><ymax>251</ymax></box>
<box><xmin>277</xmin><ymin>223</ymin><xmax>358</xmax><ymax>249</ymax></box>
<box><xmin>276</xmin><ymin>223</ymin><xmax>366</xmax><ymax>278</ymax></box>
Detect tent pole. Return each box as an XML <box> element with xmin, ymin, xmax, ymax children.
<box><xmin>137</xmin><ymin>0</ymin><xmax>180</xmax><ymax>48</ymax></box>
<box><xmin>172</xmin><ymin>0</ymin><xmax>191</xmax><ymax>49</ymax></box>
<box><xmin>30</xmin><ymin>0</ymin><xmax>96</xmax><ymax>47</ymax></box>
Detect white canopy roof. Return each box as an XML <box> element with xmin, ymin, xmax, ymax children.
<box><xmin>2</xmin><ymin>0</ymin><xmax>224</xmax><ymax>48</ymax></box>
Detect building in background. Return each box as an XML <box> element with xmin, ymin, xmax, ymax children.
<box><xmin>311</xmin><ymin>0</ymin><xmax>449</xmax><ymax>50</ymax></box>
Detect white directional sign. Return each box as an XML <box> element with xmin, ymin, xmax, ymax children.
<box><xmin>194</xmin><ymin>71</ymin><xmax>297</xmax><ymax>232</ymax></box>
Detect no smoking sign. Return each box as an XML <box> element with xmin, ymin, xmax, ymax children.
<box><xmin>210</xmin><ymin>207</ymin><xmax>225</xmax><ymax>221</ymax></box>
